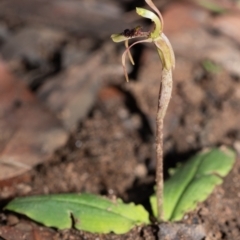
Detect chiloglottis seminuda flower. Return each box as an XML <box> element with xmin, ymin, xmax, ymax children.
<box><xmin>111</xmin><ymin>0</ymin><xmax>175</xmax><ymax>82</ymax></box>
<box><xmin>111</xmin><ymin>0</ymin><xmax>176</xmax><ymax>221</ymax></box>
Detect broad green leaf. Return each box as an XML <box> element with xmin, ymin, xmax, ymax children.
<box><xmin>151</xmin><ymin>147</ymin><xmax>235</xmax><ymax>221</ymax></box>
<box><xmin>5</xmin><ymin>193</ymin><xmax>149</xmax><ymax>234</ymax></box>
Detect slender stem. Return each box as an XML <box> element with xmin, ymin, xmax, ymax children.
<box><xmin>156</xmin><ymin>68</ymin><xmax>172</xmax><ymax>221</ymax></box>
<box><xmin>156</xmin><ymin>118</ymin><xmax>164</xmax><ymax>221</ymax></box>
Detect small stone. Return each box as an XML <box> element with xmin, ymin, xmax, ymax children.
<box><xmin>7</xmin><ymin>214</ymin><xmax>19</xmax><ymax>226</ymax></box>
<box><xmin>158</xmin><ymin>223</ymin><xmax>206</xmax><ymax>240</ymax></box>
<box><xmin>134</xmin><ymin>163</ymin><xmax>147</xmax><ymax>178</ymax></box>
<box><xmin>233</xmin><ymin>141</ymin><xmax>240</xmax><ymax>156</ymax></box>
<box><xmin>15</xmin><ymin>222</ymin><xmax>33</xmax><ymax>231</ymax></box>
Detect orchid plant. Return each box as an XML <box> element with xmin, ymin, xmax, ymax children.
<box><xmin>3</xmin><ymin>1</ymin><xmax>237</xmax><ymax>233</ymax></box>
<box><xmin>111</xmin><ymin>0</ymin><xmax>175</xmax><ymax>221</ymax></box>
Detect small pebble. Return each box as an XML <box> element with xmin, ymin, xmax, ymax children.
<box><xmin>134</xmin><ymin>163</ymin><xmax>147</xmax><ymax>178</ymax></box>
<box><xmin>7</xmin><ymin>214</ymin><xmax>19</xmax><ymax>226</ymax></box>
<box><xmin>16</xmin><ymin>222</ymin><xmax>33</xmax><ymax>231</ymax></box>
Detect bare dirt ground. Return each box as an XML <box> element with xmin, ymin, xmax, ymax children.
<box><xmin>1</xmin><ymin>0</ymin><xmax>240</xmax><ymax>239</ymax></box>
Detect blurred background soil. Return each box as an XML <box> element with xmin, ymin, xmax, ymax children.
<box><xmin>1</xmin><ymin>0</ymin><xmax>240</xmax><ymax>239</ymax></box>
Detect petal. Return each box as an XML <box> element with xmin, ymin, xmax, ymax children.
<box><xmin>122</xmin><ymin>38</ymin><xmax>152</xmax><ymax>82</ymax></box>
<box><xmin>111</xmin><ymin>34</ymin><xmax>129</xmax><ymax>43</ymax></box>
<box><xmin>154</xmin><ymin>36</ymin><xmax>175</xmax><ymax>70</ymax></box>
<box><xmin>125</xmin><ymin>40</ymin><xmax>135</xmax><ymax>65</ymax></box>
<box><xmin>161</xmin><ymin>33</ymin><xmax>175</xmax><ymax>69</ymax></box>
<box><xmin>145</xmin><ymin>0</ymin><xmax>164</xmax><ymax>31</ymax></box>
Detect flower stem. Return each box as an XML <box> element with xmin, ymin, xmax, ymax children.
<box><xmin>156</xmin><ymin>68</ymin><xmax>172</xmax><ymax>221</ymax></box>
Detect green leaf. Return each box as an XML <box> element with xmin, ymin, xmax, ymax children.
<box><xmin>150</xmin><ymin>147</ymin><xmax>235</xmax><ymax>221</ymax></box>
<box><xmin>5</xmin><ymin>193</ymin><xmax>149</xmax><ymax>234</ymax></box>
<box><xmin>202</xmin><ymin>60</ymin><xmax>221</xmax><ymax>74</ymax></box>
<box><xmin>197</xmin><ymin>0</ymin><xmax>226</xmax><ymax>13</ymax></box>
